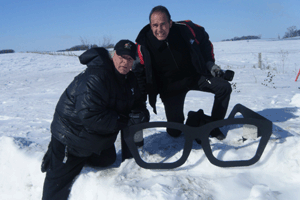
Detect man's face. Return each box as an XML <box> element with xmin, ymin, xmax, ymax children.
<box><xmin>112</xmin><ymin>52</ymin><xmax>134</xmax><ymax>75</ymax></box>
<box><xmin>150</xmin><ymin>12</ymin><xmax>172</xmax><ymax>41</ymax></box>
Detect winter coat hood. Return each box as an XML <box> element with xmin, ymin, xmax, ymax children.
<box><xmin>136</xmin><ymin>24</ymin><xmax>151</xmax><ymax>46</ymax></box>
<box><xmin>79</xmin><ymin>47</ymin><xmax>112</xmax><ymax>68</ymax></box>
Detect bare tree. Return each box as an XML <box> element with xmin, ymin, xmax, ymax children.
<box><xmin>284</xmin><ymin>26</ymin><xmax>298</xmax><ymax>38</ymax></box>
<box><xmin>80</xmin><ymin>36</ymin><xmax>89</xmax><ymax>46</ymax></box>
<box><xmin>78</xmin><ymin>35</ymin><xmax>114</xmax><ymax>49</ymax></box>
<box><xmin>98</xmin><ymin>35</ymin><xmax>114</xmax><ymax>48</ymax></box>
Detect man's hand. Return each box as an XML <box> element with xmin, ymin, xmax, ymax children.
<box><xmin>128</xmin><ymin>109</ymin><xmax>150</xmax><ymax>126</ymax></box>
<box><xmin>210</xmin><ymin>64</ymin><xmax>221</xmax><ymax>77</ymax></box>
<box><xmin>210</xmin><ymin>63</ymin><xmax>235</xmax><ymax>81</ymax></box>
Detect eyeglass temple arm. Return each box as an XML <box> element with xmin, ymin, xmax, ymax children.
<box><xmin>228</xmin><ymin>104</ymin><xmax>267</xmax><ymax>120</ymax></box>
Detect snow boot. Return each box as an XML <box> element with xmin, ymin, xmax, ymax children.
<box><xmin>186</xmin><ymin>109</ymin><xmax>207</xmax><ymax>144</ymax></box>
<box><xmin>186</xmin><ymin>109</ymin><xmax>226</xmax><ymax>143</ymax></box>
<box><xmin>210</xmin><ymin>128</ymin><xmax>226</xmax><ymax>140</ymax></box>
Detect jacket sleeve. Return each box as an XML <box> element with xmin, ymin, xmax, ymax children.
<box><xmin>75</xmin><ymin>74</ymin><xmax>119</xmax><ymax>134</ymax></box>
<box><xmin>132</xmin><ymin>57</ymin><xmax>147</xmax><ymax>102</ymax></box>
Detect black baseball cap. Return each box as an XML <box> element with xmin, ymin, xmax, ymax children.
<box><xmin>114</xmin><ymin>40</ymin><xmax>136</xmax><ymax>60</ymax></box>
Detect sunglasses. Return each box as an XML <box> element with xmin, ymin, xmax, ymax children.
<box><xmin>122</xmin><ymin>104</ymin><xmax>272</xmax><ymax>169</ymax></box>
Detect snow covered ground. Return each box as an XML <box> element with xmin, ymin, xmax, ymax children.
<box><xmin>0</xmin><ymin>38</ymin><xmax>300</xmax><ymax>200</ymax></box>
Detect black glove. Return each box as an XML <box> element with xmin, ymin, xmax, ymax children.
<box><xmin>215</xmin><ymin>69</ymin><xmax>235</xmax><ymax>81</ymax></box>
<box><xmin>128</xmin><ymin>109</ymin><xmax>149</xmax><ymax>148</ymax></box>
<box><xmin>128</xmin><ymin>109</ymin><xmax>149</xmax><ymax>126</ymax></box>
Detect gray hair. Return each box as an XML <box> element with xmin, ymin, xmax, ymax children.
<box><xmin>109</xmin><ymin>50</ymin><xmax>115</xmax><ymax>59</ymax></box>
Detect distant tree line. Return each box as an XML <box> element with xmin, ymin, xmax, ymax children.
<box><xmin>222</xmin><ymin>26</ymin><xmax>300</xmax><ymax>41</ymax></box>
<box><xmin>0</xmin><ymin>49</ymin><xmax>15</xmax><ymax>54</ymax></box>
<box><xmin>57</xmin><ymin>44</ymin><xmax>98</xmax><ymax>52</ymax></box>
<box><xmin>222</xmin><ymin>35</ymin><xmax>261</xmax><ymax>41</ymax></box>
<box><xmin>283</xmin><ymin>26</ymin><xmax>300</xmax><ymax>38</ymax></box>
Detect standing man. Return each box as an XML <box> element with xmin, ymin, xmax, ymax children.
<box><xmin>133</xmin><ymin>5</ymin><xmax>232</xmax><ymax>139</ymax></box>
<box><xmin>41</xmin><ymin>40</ymin><xmax>149</xmax><ymax>200</ymax></box>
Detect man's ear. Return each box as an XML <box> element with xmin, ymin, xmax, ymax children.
<box><xmin>170</xmin><ymin>20</ymin><xmax>173</xmax><ymax>28</ymax></box>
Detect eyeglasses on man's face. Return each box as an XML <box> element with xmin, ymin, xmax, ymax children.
<box><xmin>123</xmin><ymin>104</ymin><xmax>273</xmax><ymax>169</ymax></box>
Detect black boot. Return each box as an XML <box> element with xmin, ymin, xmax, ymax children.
<box><xmin>186</xmin><ymin>109</ymin><xmax>225</xmax><ymax>143</ymax></box>
<box><xmin>186</xmin><ymin>109</ymin><xmax>205</xmax><ymax>127</ymax></box>
<box><xmin>186</xmin><ymin>109</ymin><xmax>207</xmax><ymax>144</ymax></box>
<box><xmin>210</xmin><ymin>128</ymin><xmax>226</xmax><ymax>140</ymax></box>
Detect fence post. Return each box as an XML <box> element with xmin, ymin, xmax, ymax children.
<box><xmin>258</xmin><ymin>53</ymin><xmax>262</xmax><ymax>69</ymax></box>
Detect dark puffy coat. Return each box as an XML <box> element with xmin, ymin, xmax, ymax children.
<box><xmin>51</xmin><ymin>47</ymin><xmax>146</xmax><ymax>157</ymax></box>
<box><xmin>134</xmin><ymin>20</ymin><xmax>215</xmax><ymax>113</ymax></box>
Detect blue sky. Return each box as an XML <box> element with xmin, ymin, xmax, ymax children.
<box><xmin>1</xmin><ymin>0</ymin><xmax>299</xmax><ymax>52</ymax></box>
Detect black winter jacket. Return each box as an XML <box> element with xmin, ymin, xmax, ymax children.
<box><xmin>51</xmin><ymin>48</ymin><xmax>147</xmax><ymax>157</ymax></box>
<box><xmin>134</xmin><ymin>20</ymin><xmax>215</xmax><ymax>114</ymax></box>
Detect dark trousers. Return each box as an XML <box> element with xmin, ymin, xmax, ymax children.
<box><xmin>42</xmin><ymin>137</ymin><xmax>116</xmax><ymax>200</ymax></box>
<box><xmin>162</xmin><ymin>76</ymin><xmax>232</xmax><ymax>137</ymax></box>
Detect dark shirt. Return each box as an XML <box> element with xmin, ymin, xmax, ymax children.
<box><xmin>146</xmin><ymin>25</ymin><xmax>196</xmax><ymax>95</ymax></box>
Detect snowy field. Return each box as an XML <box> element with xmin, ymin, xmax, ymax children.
<box><xmin>0</xmin><ymin>38</ymin><xmax>300</xmax><ymax>200</ymax></box>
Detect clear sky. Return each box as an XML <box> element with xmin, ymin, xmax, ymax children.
<box><xmin>1</xmin><ymin>0</ymin><xmax>299</xmax><ymax>52</ymax></box>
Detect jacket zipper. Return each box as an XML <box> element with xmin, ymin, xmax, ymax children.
<box><xmin>165</xmin><ymin>41</ymin><xmax>180</xmax><ymax>70</ymax></box>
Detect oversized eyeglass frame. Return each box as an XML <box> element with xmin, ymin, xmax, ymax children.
<box><xmin>123</xmin><ymin>104</ymin><xmax>272</xmax><ymax>169</ymax></box>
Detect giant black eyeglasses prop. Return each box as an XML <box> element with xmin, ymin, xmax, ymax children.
<box><xmin>122</xmin><ymin>104</ymin><xmax>272</xmax><ymax>169</ymax></box>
